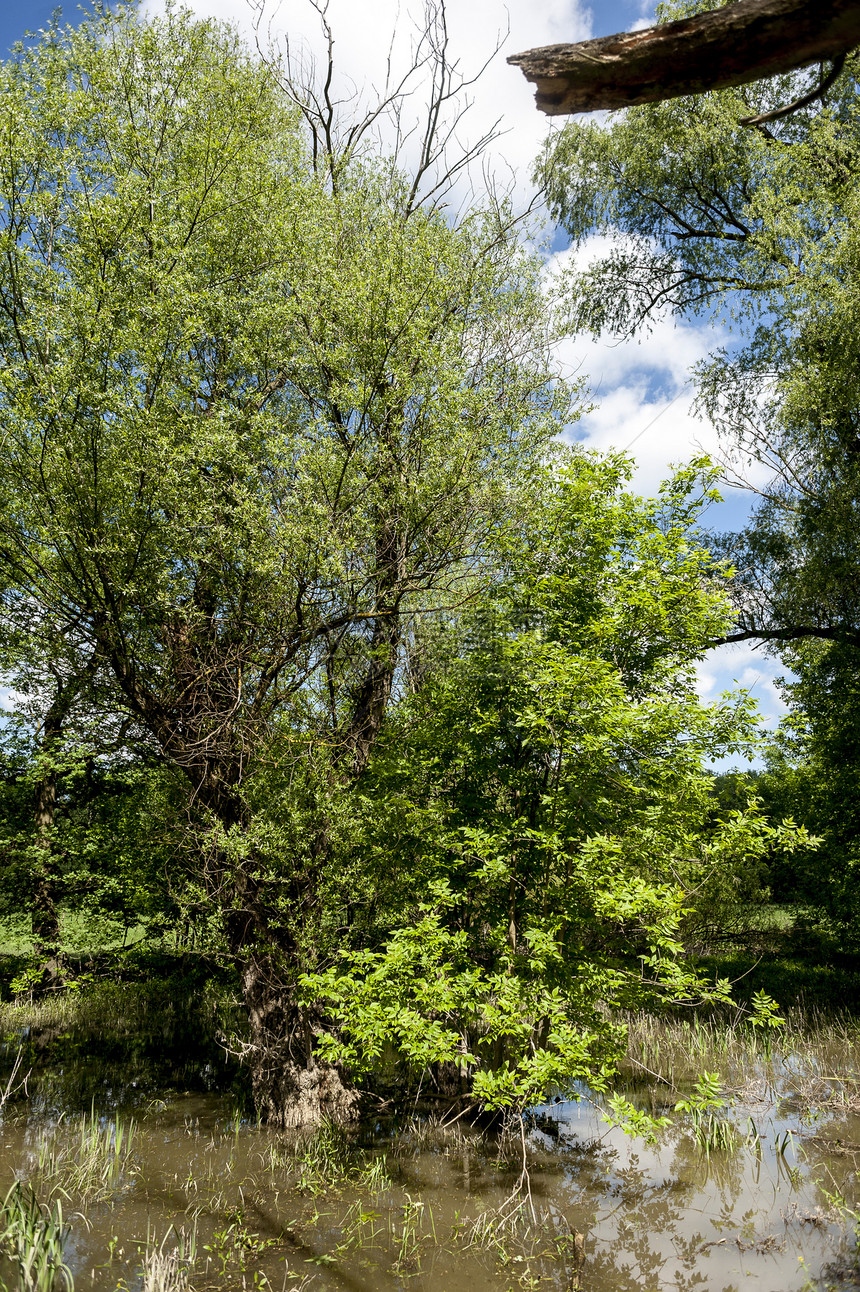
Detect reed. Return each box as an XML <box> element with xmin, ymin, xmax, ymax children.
<box><xmin>621</xmin><ymin>1006</ymin><xmax>860</xmax><ymax>1103</ymax></box>
<box><xmin>674</xmin><ymin>1072</ymin><xmax>737</xmax><ymax>1156</ymax></box>
<box><xmin>140</xmin><ymin>1223</ymin><xmax>197</xmax><ymax>1292</ymax></box>
<box><xmin>0</xmin><ymin>1182</ymin><xmax>73</xmax><ymax>1292</ymax></box>
<box><xmin>35</xmin><ymin>1108</ymin><xmax>136</xmax><ymax>1201</ymax></box>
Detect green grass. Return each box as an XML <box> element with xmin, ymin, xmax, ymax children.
<box><xmin>33</xmin><ymin>1108</ymin><xmax>137</xmax><ymax>1202</ymax></box>
<box><xmin>0</xmin><ymin>1183</ymin><xmax>73</xmax><ymax>1292</ymax></box>
<box><xmin>0</xmin><ymin>912</ymin><xmax>149</xmax><ymax>959</ymax></box>
<box><xmin>620</xmin><ymin>1003</ymin><xmax>860</xmax><ymax>1100</ymax></box>
<box><xmin>0</xmin><ymin>969</ymin><xmax>237</xmax><ymax>1040</ymax></box>
<box><xmin>699</xmin><ymin>952</ymin><xmax>860</xmax><ymax>1013</ymax></box>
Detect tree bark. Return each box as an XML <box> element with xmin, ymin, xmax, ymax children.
<box><xmin>711</xmin><ymin>624</ymin><xmax>860</xmax><ymax>647</ymax></box>
<box><xmin>508</xmin><ymin>0</ymin><xmax>860</xmax><ymax>115</ymax></box>
<box><xmin>240</xmin><ymin>955</ymin><xmax>359</xmax><ymax>1128</ymax></box>
<box><xmin>31</xmin><ymin>686</ymin><xmax>73</xmax><ymax>971</ymax></box>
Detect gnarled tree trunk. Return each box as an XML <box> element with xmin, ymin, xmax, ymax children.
<box><xmin>508</xmin><ymin>0</ymin><xmax>860</xmax><ymax>114</ymax></box>
<box><xmin>240</xmin><ymin>955</ymin><xmax>359</xmax><ymax>1127</ymax></box>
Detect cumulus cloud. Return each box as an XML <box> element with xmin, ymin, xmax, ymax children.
<box><xmin>697</xmin><ymin>643</ymin><xmax>787</xmax><ymax>720</ymax></box>
<box><xmin>696</xmin><ymin>642</ymin><xmax>789</xmax><ymax>771</ymax></box>
<box><xmin>548</xmin><ymin>241</ymin><xmax>770</xmax><ymax>500</ymax></box>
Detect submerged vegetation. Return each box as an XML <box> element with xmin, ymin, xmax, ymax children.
<box><xmin>1</xmin><ymin>983</ymin><xmax>860</xmax><ymax>1291</ymax></box>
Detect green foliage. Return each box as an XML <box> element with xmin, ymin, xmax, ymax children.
<box><xmin>538</xmin><ymin>0</ymin><xmax>860</xmax><ymax>944</ymax></box>
<box><xmin>0</xmin><ymin>737</ymin><xmax>188</xmax><ymax>950</ymax></box>
<box><xmin>601</xmin><ymin>1093</ymin><xmax>670</xmax><ymax>1144</ymax></box>
<box><xmin>538</xmin><ymin>2</ymin><xmax>860</xmax><ymax>649</ymax></box>
<box><xmin>0</xmin><ymin>0</ymin><xmax>811</xmax><ymax>1122</ymax></box>
<box><xmin>674</xmin><ymin>1071</ymin><xmax>736</xmax><ymax>1155</ymax></box>
<box><xmin>0</xmin><ymin>1183</ymin><xmax>72</xmax><ymax>1292</ymax></box>
<box><xmin>759</xmin><ymin>641</ymin><xmax>860</xmax><ymax>941</ymax></box>
<box><xmin>301</xmin><ymin>454</ymin><xmax>799</xmax><ymax>1109</ymax></box>
<box><xmin>0</xmin><ymin>0</ymin><xmax>572</xmax><ymax>975</ymax></box>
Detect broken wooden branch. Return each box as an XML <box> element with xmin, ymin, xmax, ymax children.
<box><xmin>507</xmin><ymin>0</ymin><xmax>860</xmax><ymax>115</ymax></box>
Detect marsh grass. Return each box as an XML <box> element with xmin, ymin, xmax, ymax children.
<box><xmin>262</xmin><ymin>1119</ymin><xmax>392</xmax><ymax>1198</ymax></box>
<box><xmin>673</xmin><ymin>1072</ymin><xmax>738</xmax><ymax>1156</ymax></box>
<box><xmin>621</xmin><ymin>1007</ymin><xmax>860</xmax><ymax>1105</ymax></box>
<box><xmin>34</xmin><ymin>1109</ymin><xmax>136</xmax><ymax>1202</ymax></box>
<box><xmin>292</xmin><ymin>1115</ymin><xmax>581</xmax><ymax>1284</ymax></box>
<box><xmin>0</xmin><ymin>1050</ymin><xmax>27</xmax><ymax>1122</ymax></box>
<box><xmin>140</xmin><ymin>1222</ymin><xmax>197</xmax><ymax>1292</ymax></box>
<box><xmin>141</xmin><ymin>1243</ymin><xmax>187</xmax><ymax>1292</ymax></box>
<box><xmin>464</xmin><ymin>1195</ymin><xmax>585</xmax><ymax>1284</ymax></box>
<box><xmin>0</xmin><ymin>1182</ymin><xmax>72</xmax><ymax>1292</ymax></box>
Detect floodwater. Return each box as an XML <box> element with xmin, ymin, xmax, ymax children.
<box><xmin>1</xmin><ymin>1016</ymin><xmax>859</xmax><ymax>1292</ymax></box>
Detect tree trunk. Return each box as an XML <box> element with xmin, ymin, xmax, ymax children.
<box><xmin>32</xmin><ymin>699</ymin><xmax>64</xmax><ymax>975</ymax></box>
<box><xmin>199</xmin><ymin>782</ymin><xmax>358</xmax><ymax>1128</ymax></box>
<box><xmin>240</xmin><ymin>952</ymin><xmax>359</xmax><ymax>1127</ymax></box>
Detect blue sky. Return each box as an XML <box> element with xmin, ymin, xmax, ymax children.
<box><xmin>0</xmin><ymin>0</ymin><xmax>785</xmax><ymax>760</ymax></box>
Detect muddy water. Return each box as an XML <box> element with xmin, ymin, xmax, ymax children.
<box><xmin>1</xmin><ymin>1038</ymin><xmax>859</xmax><ymax>1291</ymax></box>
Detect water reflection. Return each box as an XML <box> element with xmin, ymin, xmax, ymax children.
<box><xmin>0</xmin><ymin>1027</ymin><xmax>858</xmax><ymax>1291</ymax></box>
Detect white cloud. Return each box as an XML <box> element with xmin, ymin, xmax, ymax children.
<box><xmin>142</xmin><ymin>0</ymin><xmax>593</xmax><ymax>209</ymax></box>
<box><xmin>556</xmin><ymin>313</ymin><xmax>761</xmax><ymax>499</ymax></box>
<box><xmin>546</xmin><ymin>243</ymin><xmax>773</xmax><ymax>500</ymax></box>
<box><xmin>698</xmin><ymin>641</ymin><xmax>787</xmax><ymax>708</ymax></box>
<box><xmin>696</xmin><ymin>642</ymin><xmax>789</xmax><ymax>772</ymax></box>
<box><xmin>0</xmin><ymin>684</ymin><xmax>24</xmax><ymax>715</ymax></box>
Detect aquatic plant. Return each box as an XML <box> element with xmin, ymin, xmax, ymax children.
<box><xmin>355</xmin><ymin>1155</ymin><xmax>391</xmax><ymax>1194</ymax></box>
<box><xmin>141</xmin><ymin>1223</ymin><xmax>197</xmax><ymax>1292</ymax></box>
<box><xmin>0</xmin><ymin>1182</ymin><xmax>72</xmax><ymax>1292</ymax></box>
<box><xmin>0</xmin><ymin>1049</ymin><xmax>27</xmax><ymax>1123</ymax></box>
<box><xmin>675</xmin><ymin>1072</ymin><xmax>737</xmax><ymax>1156</ymax></box>
<box><xmin>35</xmin><ymin>1108</ymin><xmax>136</xmax><ymax>1201</ymax></box>
<box><xmin>261</xmin><ymin>1119</ymin><xmax>359</xmax><ymax>1196</ymax></box>
<box><xmin>621</xmin><ymin>1006</ymin><xmax>860</xmax><ymax>1105</ymax></box>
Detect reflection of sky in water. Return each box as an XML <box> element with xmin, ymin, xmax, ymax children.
<box><xmin>527</xmin><ymin>1077</ymin><xmax>860</xmax><ymax>1291</ymax></box>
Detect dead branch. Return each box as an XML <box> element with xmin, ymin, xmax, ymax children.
<box><xmin>507</xmin><ymin>0</ymin><xmax>860</xmax><ymax>116</ymax></box>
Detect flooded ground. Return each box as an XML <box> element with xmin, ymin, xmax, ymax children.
<box><xmin>1</xmin><ymin>1000</ymin><xmax>859</xmax><ymax>1292</ymax></box>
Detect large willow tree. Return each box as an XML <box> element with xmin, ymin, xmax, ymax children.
<box><xmin>538</xmin><ymin>0</ymin><xmax>860</xmax><ymax>653</ymax></box>
<box><xmin>0</xmin><ymin>2</ymin><xmax>573</xmax><ymax>1122</ymax></box>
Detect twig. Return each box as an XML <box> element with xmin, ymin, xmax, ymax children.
<box><xmin>0</xmin><ymin>1046</ymin><xmax>29</xmax><ymax>1116</ymax></box>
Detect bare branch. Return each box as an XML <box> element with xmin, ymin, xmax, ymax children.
<box><xmin>252</xmin><ymin>0</ymin><xmax>511</xmax><ymax>213</ymax></box>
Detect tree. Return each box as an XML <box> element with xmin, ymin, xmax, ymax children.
<box><xmin>758</xmin><ymin>642</ymin><xmax>860</xmax><ymax>941</ymax></box>
<box><xmin>536</xmin><ymin>2</ymin><xmax>860</xmax><ymax>933</ymax></box>
<box><xmin>537</xmin><ymin>22</ymin><xmax>860</xmax><ymax>654</ymax></box>
<box><xmin>0</xmin><ymin>2</ymin><xmax>571</xmax><ymax>1123</ymax></box>
<box><xmin>0</xmin><ymin>726</ymin><xmax>187</xmax><ymax>970</ymax></box>
<box><xmin>508</xmin><ymin>0</ymin><xmax>860</xmax><ymax>116</ymax></box>
<box><xmin>303</xmin><ymin>453</ymin><xmax>799</xmax><ymax>1112</ymax></box>
<box><xmin>0</xmin><ymin>0</ymin><xmax>797</xmax><ymax>1127</ymax></box>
